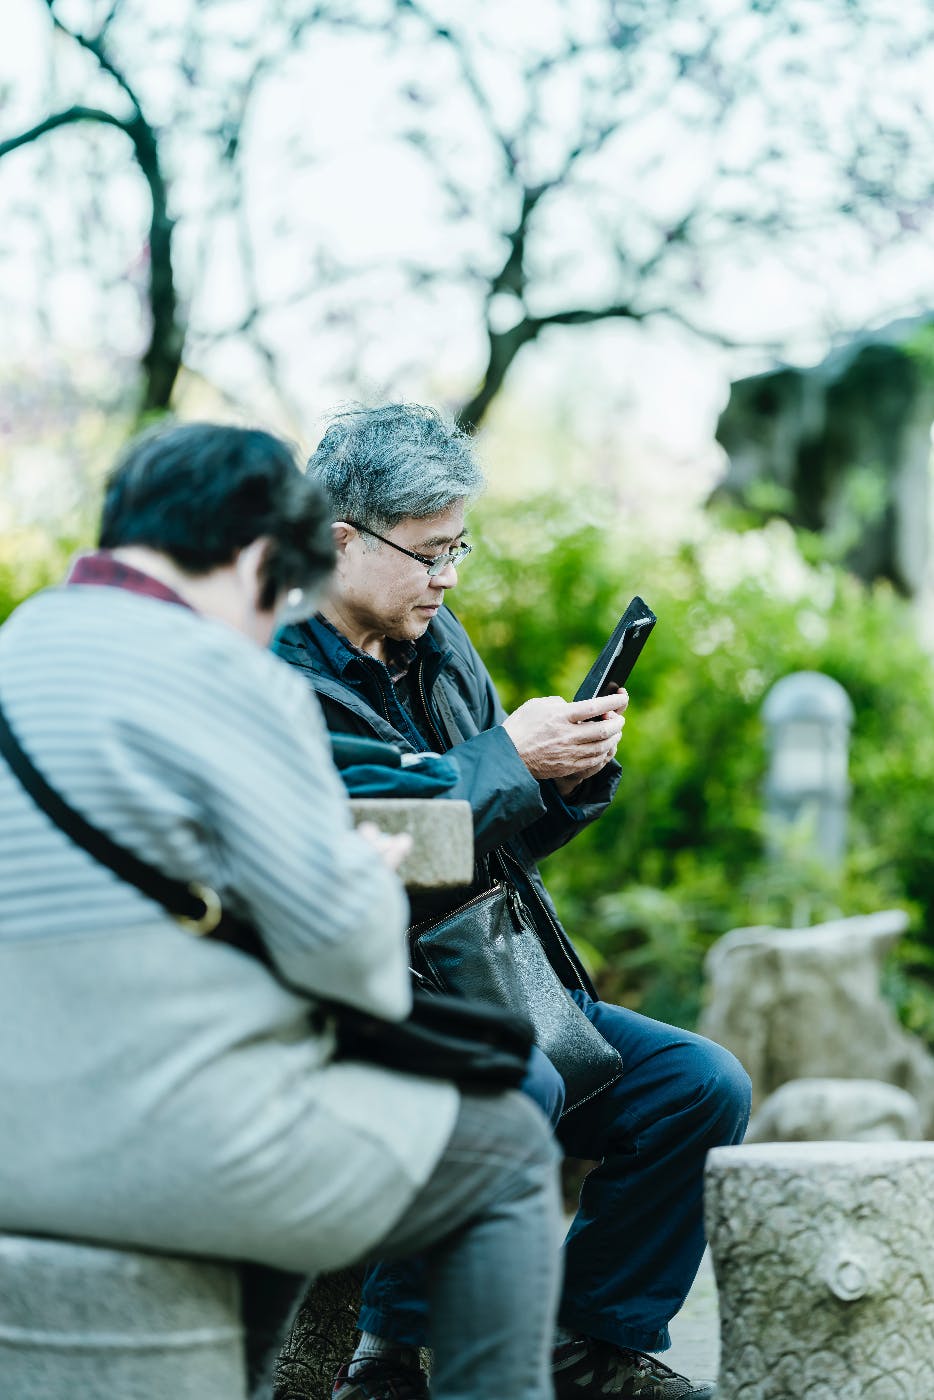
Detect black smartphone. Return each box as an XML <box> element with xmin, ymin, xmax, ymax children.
<box><xmin>574</xmin><ymin>596</ymin><xmax>657</xmax><ymax>703</ymax></box>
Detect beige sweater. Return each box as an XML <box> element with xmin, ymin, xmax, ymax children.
<box><xmin>0</xmin><ymin>583</ymin><xmax>457</xmax><ymax>1271</ymax></box>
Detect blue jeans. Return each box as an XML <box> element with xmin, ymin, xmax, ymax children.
<box><xmin>359</xmin><ymin>991</ymin><xmax>751</xmax><ymax>1353</ymax></box>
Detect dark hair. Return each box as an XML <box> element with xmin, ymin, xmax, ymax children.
<box><xmin>99</xmin><ymin>421</ymin><xmax>335</xmax><ymax>609</ymax></box>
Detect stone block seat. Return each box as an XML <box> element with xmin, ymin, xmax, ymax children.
<box><xmin>0</xmin><ymin>1232</ymin><xmax>245</xmax><ymax>1400</ymax></box>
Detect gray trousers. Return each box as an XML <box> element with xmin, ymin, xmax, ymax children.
<box><xmin>250</xmin><ymin>1088</ymin><xmax>563</xmax><ymax>1400</ymax></box>
<box><xmin>378</xmin><ymin>1088</ymin><xmax>563</xmax><ymax>1399</ymax></box>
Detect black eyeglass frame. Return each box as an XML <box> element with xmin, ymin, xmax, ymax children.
<box><xmin>346</xmin><ymin>522</ymin><xmax>472</xmax><ymax>577</ymax></box>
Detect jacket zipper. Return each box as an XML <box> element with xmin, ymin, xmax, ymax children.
<box><xmin>415</xmin><ymin>660</ymin><xmax>449</xmax><ymax>754</ymax></box>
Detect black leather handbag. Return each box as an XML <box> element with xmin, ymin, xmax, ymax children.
<box><xmin>410</xmin><ymin>851</ymin><xmax>623</xmax><ymax>1114</ymax></box>
<box><xmin>0</xmin><ymin>696</ymin><xmax>533</xmax><ymax>1092</ymax></box>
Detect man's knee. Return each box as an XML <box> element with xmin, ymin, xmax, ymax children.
<box><xmin>689</xmin><ymin>1037</ymin><xmax>752</xmax><ymax>1143</ymax></box>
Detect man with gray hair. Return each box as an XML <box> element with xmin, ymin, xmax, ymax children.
<box><xmin>276</xmin><ymin>403</ymin><xmax>751</xmax><ymax>1400</ymax></box>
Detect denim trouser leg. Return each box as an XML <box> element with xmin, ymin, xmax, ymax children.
<box><xmin>557</xmin><ymin>992</ymin><xmax>751</xmax><ymax>1352</ymax></box>
<box><xmin>358</xmin><ymin>1047</ymin><xmax>566</xmax><ymax>1346</ymax></box>
<box><xmin>359</xmin><ymin>998</ymin><xmax>751</xmax><ymax>1355</ymax></box>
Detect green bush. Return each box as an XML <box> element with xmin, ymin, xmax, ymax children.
<box><xmin>7</xmin><ymin>489</ymin><xmax>934</xmax><ymax>1040</ymax></box>
<box><xmin>454</xmin><ymin>495</ymin><xmax>934</xmax><ymax>1034</ymax></box>
<box><xmin>0</xmin><ymin>528</ymin><xmax>86</xmax><ymax>626</ymax></box>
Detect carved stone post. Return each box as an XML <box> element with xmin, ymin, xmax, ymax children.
<box><xmin>762</xmin><ymin>671</ymin><xmax>853</xmax><ymax>868</ymax></box>
<box><xmin>706</xmin><ymin>1141</ymin><xmax>934</xmax><ymax>1399</ymax></box>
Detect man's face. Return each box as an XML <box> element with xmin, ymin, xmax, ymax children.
<box><xmin>334</xmin><ymin>501</ymin><xmax>467</xmax><ymax>644</ymax></box>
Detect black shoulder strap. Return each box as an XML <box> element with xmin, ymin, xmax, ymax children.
<box><xmin>0</xmin><ymin>692</ymin><xmax>258</xmax><ymax>953</ymax></box>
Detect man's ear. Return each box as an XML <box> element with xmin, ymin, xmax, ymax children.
<box><xmin>332</xmin><ymin>521</ymin><xmax>355</xmax><ymax>555</ymax></box>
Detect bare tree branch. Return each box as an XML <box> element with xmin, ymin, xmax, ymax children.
<box><xmin>0</xmin><ymin>106</ymin><xmax>129</xmax><ymax>159</ymax></box>
<box><xmin>24</xmin><ymin>0</ymin><xmax>184</xmax><ymax>415</ymax></box>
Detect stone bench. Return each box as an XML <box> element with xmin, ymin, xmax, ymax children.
<box><xmin>705</xmin><ymin>1140</ymin><xmax>934</xmax><ymax>1399</ymax></box>
<box><xmin>0</xmin><ymin>1233</ymin><xmax>245</xmax><ymax>1399</ymax></box>
<box><xmin>0</xmin><ymin>799</ymin><xmax>473</xmax><ymax>1400</ymax></box>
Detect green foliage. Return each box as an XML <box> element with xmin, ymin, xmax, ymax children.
<box><xmin>0</xmin><ymin>528</ymin><xmax>87</xmax><ymax>626</ymax></box>
<box><xmin>455</xmin><ymin>494</ymin><xmax>934</xmax><ymax>1033</ymax></box>
<box><xmin>6</xmin><ymin>487</ymin><xmax>934</xmax><ymax>1040</ymax></box>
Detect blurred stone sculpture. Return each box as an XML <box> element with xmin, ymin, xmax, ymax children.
<box><xmin>699</xmin><ymin>910</ymin><xmax>934</xmax><ymax>1134</ymax></box>
<box><xmin>745</xmin><ymin>1077</ymin><xmax>922</xmax><ymax>1144</ymax></box>
<box><xmin>713</xmin><ymin>317</ymin><xmax>934</xmax><ymax>598</ymax></box>
<box><xmin>706</xmin><ymin>1141</ymin><xmax>934</xmax><ymax>1399</ymax></box>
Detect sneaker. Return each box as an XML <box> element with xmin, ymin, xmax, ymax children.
<box><xmin>331</xmin><ymin>1358</ymin><xmax>429</xmax><ymax>1400</ymax></box>
<box><xmin>553</xmin><ymin>1337</ymin><xmax>716</xmax><ymax>1399</ymax></box>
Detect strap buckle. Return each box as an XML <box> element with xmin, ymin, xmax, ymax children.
<box><xmin>175</xmin><ymin>882</ymin><xmax>223</xmax><ymax>936</ymax></box>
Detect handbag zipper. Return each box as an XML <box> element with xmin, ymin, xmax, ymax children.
<box><xmin>410</xmin><ymin>880</ymin><xmax>506</xmax><ymax>938</ymax></box>
<box><xmin>503</xmin><ymin>880</ymin><xmax>530</xmax><ymax>932</ymax></box>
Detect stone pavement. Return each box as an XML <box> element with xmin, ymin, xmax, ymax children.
<box><xmin>661</xmin><ymin>1250</ymin><xmax>720</xmax><ymax>1384</ymax></box>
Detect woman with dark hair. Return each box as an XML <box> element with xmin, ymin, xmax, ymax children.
<box><xmin>0</xmin><ymin>421</ymin><xmax>562</xmax><ymax>1400</ymax></box>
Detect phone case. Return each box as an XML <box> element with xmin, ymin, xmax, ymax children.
<box><xmin>574</xmin><ymin>596</ymin><xmax>657</xmax><ymax>702</ymax></box>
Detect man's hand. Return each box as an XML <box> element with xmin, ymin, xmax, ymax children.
<box><xmin>502</xmin><ymin>690</ymin><xmax>628</xmax><ymax>791</ymax></box>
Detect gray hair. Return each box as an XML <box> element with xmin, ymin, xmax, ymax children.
<box><xmin>306</xmin><ymin>403</ymin><xmax>485</xmax><ymax>529</ymax></box>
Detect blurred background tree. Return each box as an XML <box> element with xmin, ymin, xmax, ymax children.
<box><xmin>3</xmin><ymin>0</ymin><xmax>934</xmax><ymax>431</ymax></box>
<box><xmin>4</xmin><ymin>0</ymin><xmax>934</xmax><ymax>1036</ymax></box>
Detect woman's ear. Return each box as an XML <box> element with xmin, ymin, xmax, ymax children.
<box><xmin>235</xmin><ymin>535</ymin><xmax>272</xmax><ymax>606</ymax></box>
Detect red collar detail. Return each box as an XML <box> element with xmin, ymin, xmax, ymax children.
<box><xmin>65</xmin><ymin>551</ymin><xmax>194</xmax><ymax>611</ymax></box>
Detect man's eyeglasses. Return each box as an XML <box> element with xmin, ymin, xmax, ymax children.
<box><xmin>347</xmin><ymin>522</ymin><xmax>472</xmax><ymax>578</ymax></box>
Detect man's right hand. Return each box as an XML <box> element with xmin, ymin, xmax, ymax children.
<box><xmin>501</xmin><ymin>691</ymin><xmax>628</xmax><ymax>783</ymax></box>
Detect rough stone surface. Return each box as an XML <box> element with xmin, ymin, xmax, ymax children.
<box><xmin>349</xmin><ymin>798</ymin><xmax>473</xmax><ymax>891</ymax></box>
<box><xmin>273</xmin><ymin>1269</ymin><xmax>362</xmax><ymax>1400</ymax></box>
<box><xmin>274</xmin><ymin>1269</ymin><xmax>430</xmax><ymax>1400</ymax></box>
<box><xmin>706</xmin><ymin>1141</ymin><xmax>934</xmax><ymax>1399</ymax></box>
<box><xmin>699</xmin><ymin>909</ymin><xmax>934</xmax><ymax>1134</ymax></box>
<box><xmin>761</xmin><ymin>671</ymin><xmax>853</xmax><ymax>868</ymax></box>
<box><xmin>0</xmin><ymin>1232</ymin><xmax>245</xmax><ymax>1400</ymax></box>
<box><xmin>746</xmin><ymin>1077</ymin><xmax>923</xmax><ymax>1144</ymax></box>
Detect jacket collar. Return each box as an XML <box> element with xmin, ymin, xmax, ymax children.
<box><xmin>278</xmin><ymin>611</ymin><xmax>449</xmax><ymax>681</ymax></box>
